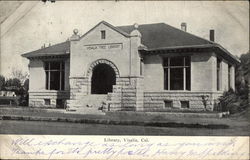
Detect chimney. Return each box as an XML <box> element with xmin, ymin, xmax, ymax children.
<box><xmin>181</xmin><ymin>22</ymin><xmax>187</xmax><ymax>32</ymax></box>
<box><xmin>210</xmin><ymin>29</ymin><xmax>215</xmax><ymax>42</ymax></box>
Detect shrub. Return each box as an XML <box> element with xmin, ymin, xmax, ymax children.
<box><xmin>217</xmin><ymin>87</ymin><xmax>249</xmax><ymax>114</ymax></box>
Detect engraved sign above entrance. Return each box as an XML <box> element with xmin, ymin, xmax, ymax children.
<box><xmin>84</xmin><ymin>43</ymin><xmax>123</xmax><ymax>51</ymax></box>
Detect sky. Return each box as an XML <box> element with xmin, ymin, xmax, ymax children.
<box><xmin>0</xmin><ymin>1</ymin><xmax>249</xmax><ymax>77</ymax></box>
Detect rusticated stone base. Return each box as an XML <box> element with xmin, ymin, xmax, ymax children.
<box><xmin>144</xmin><ymin>91</ymin><xmax>223</xmax><ymax>111</ymax></box>
<box><xmin>106</xmin><ymin>77</ymin><xmax>144</xmax><ymax>111</ymax></box>
<box><xmin>67</xmin><ymin>76</ymin><xmax>224</xmax><ymax>113</ymax></box>
<box><xmin>66</xmin><ymin>77</ymin><xmax>89</xmax><ymax>110</ymax></box>
<box><xmin>29</xmin><ymin>91</ymin><xmax>70</xmax><ymax>108</ymax></box>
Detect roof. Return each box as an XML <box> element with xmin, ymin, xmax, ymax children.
<box><xmin>117</xmin><ymin>23</ymin><xmax>214</xmax><ymax>50</ymax></box>
<box><xmin>22</xmin><ymin>41</ymin><xmax>70</xmax><ymax>58</ymax></box>
<box><xmin>22</xmin><ymin>21</ymin><xmax>239</xmax><ymax>64</ymax></box>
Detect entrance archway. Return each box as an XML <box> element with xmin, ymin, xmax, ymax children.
<box><xmin>91</xmin><ymin>63</ymin><xmax>116</xmax><ymax>94</ymax></box>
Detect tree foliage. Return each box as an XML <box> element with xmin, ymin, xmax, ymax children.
<box><xmin>236</xmin><ymin>51</ymin><xmax>249</xmax><ymax>89</ymax></box>
<box><xmin>0</xmin><ymin>75</ymin><xmax>5</xmax><ymax>90</ymax></box>
<box><xmin>217</xmin><ymin>51</ymin><xmax>249</xmax><ymax>114</ymax></box>
<box><xmin>11</xmin><ymin>68</ymin><xmax>28</xmax><ymax>84</ymax></box>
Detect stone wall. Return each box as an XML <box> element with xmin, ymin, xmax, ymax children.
<box><xmin>29</xmin><ymin>91</ymin><xmax>70</xmax><ymax>108</ymax></box>
<box><xmin>66</xmin><ymin>77</ymin><xmax>89</xmax><ymax>110</ymax></box>
<box><xmin>144</xmin><ymin>91</ymin><xmax>223</xmax><ymax>111</ymax></box>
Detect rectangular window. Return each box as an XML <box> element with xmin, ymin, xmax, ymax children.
<box><xmin>44</xmin><ymin>61</ymin><xmax>65</xmax><ymax>90</ymax></box>
<box><xmin>170</xmin><ymin>68</ymin><xmax>183</xmax><ymax>90</ymax></box>
<box><xmin>44</xmin><ymin>99</ymin><xmax>51</xmax><ymax>105</ymax></box>
<box><xmin>101</xmin><ymin>30</ymin><xmax>106</xmax><ymax>39</ymax></box>
<box><xmin>163</xmin><ymin>56</ymin><xmax>191</xmax><ymax>90</ymax></box>
<box><xmin>217</xmin><ymin>58</ymin><xmax>222</xmax><ymax>91</ymax></box>
<box><xmin>181</xmin><ymin>101</ymin><xmax>189</xmax><ymax>108</ymax></box>
<box><xmin>164</xmin><ymin>100</ymin><xmax>173</xmax><ymax>108</ymax></box>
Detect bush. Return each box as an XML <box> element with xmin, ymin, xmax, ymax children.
<box><xmin>217</xmin><ymin>88</ymin><xmax>249</xmax><ymax>114</ymax></box>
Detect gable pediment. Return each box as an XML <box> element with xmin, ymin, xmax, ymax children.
<box><xmin>79</xmin><ymin>21</ymin><xmax>130</xmax><ymax>43</ymax></box>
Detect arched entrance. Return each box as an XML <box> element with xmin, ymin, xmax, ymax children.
<box><xmin>91</xmin><ymin>63</ymin><xmax>116</xmax><ymax>94</ymax></box>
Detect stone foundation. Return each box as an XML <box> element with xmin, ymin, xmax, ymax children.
<box><xmin>67</xmin><ymin>75</ymin><xmax>224</xmax><ymax>112</ymax></box>
<box><xmin>107</xmin><ymin>77</ymin><xmax>144</xmax><ymax>111</ymax></box>
<box><xmin>29</xmin><ymin>91</ymin><xmax>70</xmax><ymax>108</ymax></box>
<box><xmin>144</xmin><ymin>91</ymin><xmax>223</xmax><ymax>111</ymax></box>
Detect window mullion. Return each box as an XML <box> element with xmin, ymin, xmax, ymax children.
<box><xmin>184</xmin><ymin>67</ymin><xmax>186</xmax><ymax>90</ymax></box>
<box><xmin>59</xmin><ymin>62</ymin><xmax>62</xmax><ymax>90</ymax></box>
<box><xmin>184</xmin><ymin>57</ymin><xmax>186</xmax><ymax>90</ymax></box>
<box><xmin>48</xmin><ymin>62</ymin><xmax>50</xmax><ymax>90</ymax></box>
<box><xmin>168</xmin><ymin>58</ymin><xmax>170</xmax><ymax>90</ymax></box>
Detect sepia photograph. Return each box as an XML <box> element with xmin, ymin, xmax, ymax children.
<box><xmin>0</xmin><ymin>0</ymin><xmax>249</xmax><ymax>159</ymax></box>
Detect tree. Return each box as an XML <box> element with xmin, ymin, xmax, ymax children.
<box><xmin>0</xmin><ymin>75</ymin><xmax>5</xmax><ymax>90</ymax></box>
<box><xmin>11</xmin><ymin>67</ymin><xmax>28</xmax><ymax>84</ymax></box>
<box><xmin>236</xmin><ymin>51</ymin><xmax>249</xmax><ymax>83</ymax></box>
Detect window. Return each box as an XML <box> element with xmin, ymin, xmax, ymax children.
<box><xmin>44</xmin><ymin>99</ymin><xmax>51</xmax><ymax>105</ymax></box>
<box><xmin>217</xmin><ymin>58</ymin><xmax>222</xmax><ymax>90</ymax></box>
<box><xmin>101</xmin><ymin>30</ymin><xmax>106</xmax><ymax>39</ymax></box>
<box><xmin>164</xmin><ymin>100</ymin><xmax>173</xmax><ymax>108</ymax></box>
<box><xmin>163</xmin><ymin>56</ymin><xmax>191</xmax><ymax>90</ymax></box>
<box><xmin>181</xmin><ymin>101</ymin><xmax>189</xmax><ymax>108</ymax></box>
<box><xmin>228</xmin><ymin>65</ymin><xmax>231</xmax><ymax>89</ymax></box>
<box><xmin>45</xmin><ymin>61</ymin><xmax>65</xmax><ymax>90</ymax></box>
<box><xmin>56</xmin><ymin>99</ymin><xmax>65</xmax><ymax>108</ymax></box>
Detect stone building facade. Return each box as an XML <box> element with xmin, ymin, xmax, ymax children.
<box><xmin>22</xmin><ymin>21</ymin><xmax>240</xmax><ymax>113</ymax></box>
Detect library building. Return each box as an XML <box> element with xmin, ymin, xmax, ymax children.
<box><xmin>22</xmin><ymin>21</ymin><xmax>240</xmax><ymax>113</ymax></box>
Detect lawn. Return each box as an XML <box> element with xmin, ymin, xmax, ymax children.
<box><xmin>0</xmin><ymin>106</ymin><xmax>249</xmax><ymax>135</ymax></box>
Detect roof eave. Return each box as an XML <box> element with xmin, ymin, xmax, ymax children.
<box><xmin>140</xmin><ymin>44</ymin><xmax>240</xmax><ymax>65</ymax></box>
<box><xmin>22</xmin><ymin>53</ymin><xmax>70</xmax><ymax>59</ymax></box>
<box><xmin>213</xmin><ymin>44</ymin><xmax>241</xmax><ymax>65</ymax></box>
<box><xmin>144</xmin><ymin>44</ymin><xmax>214</xmax><ymax>51</ymax></box>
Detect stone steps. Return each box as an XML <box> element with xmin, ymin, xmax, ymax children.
<box><xmin>66</xmin><ymin>106</ymin><xmax>105</xmax><ymax>115</ymax></box>
<box><xmin>66</xmin><ymin>94</ymin><xmax>107</xmax><ymax>114</ymax></box>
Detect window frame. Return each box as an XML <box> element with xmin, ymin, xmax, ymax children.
<box><xmin>44</xmin><ymin>61</ymin><xmax>65</xmax><ymax>91</ymax></box>
<box><xmin>164</xmin><ymin>100</ymin><xmax>173</xmax><ymax>108</ymax></box>
<box><xmin>181</xmin><ymin>101</ymin><xmax>189</xmax><ymax>108</ymax></box>
<box><xmin>163</xmin><ymin>56</ymin><xmax>191</xmax><ymax>91</ymax></box>
<box><xmin>101</xmin><ymin>30</ymin><xmax>106</xmax><ymax>39</ymax></box>
<box><xmin>44</xmin><ymin>99</ymin><xmax>51</xmax><ymax>105</ymax></box>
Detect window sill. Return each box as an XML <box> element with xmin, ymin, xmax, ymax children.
<box><xmin>163</xmin><ymin>90</ymin><xmax>191</xmax><ymax>92</ymax></box>
<box><xmin>29</xmin><ymin>90</ymin><xmax>69</xmax><ymax>93</ymax></box>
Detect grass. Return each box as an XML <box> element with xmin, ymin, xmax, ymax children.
<box><xmin>0</xmin><ymin>106</ymin><xmax>249</xmax><ymax>135</ymax></box>
<box><xmin>0</xmin><ymin>105</ymin><xmax>248</xmax><ymax>125</ymax></box>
